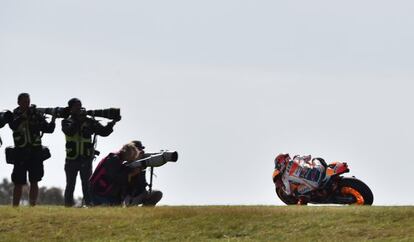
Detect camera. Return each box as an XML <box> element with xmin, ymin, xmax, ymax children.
<box><xmin>37</xmin><ymin>107</ymin><xmax>70</xmax><ymax>119</ymax></box>
<box><xmin>37</xmin><ymin>107</ymin><xmax>121</xmax><ymax>121</ymax></box>
<box><xmin>0</xmin><ymin>110</ymin><xmax>13</xmax><ymax>128</ymax></box>
<box><xmin>87</xmin><ymin>108</ymin><xmax>121</xmax><ymax>121</ymax></box>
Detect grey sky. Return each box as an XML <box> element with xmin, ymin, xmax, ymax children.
<box><xmin>0</xmin><ymin>1</ymin><xmax>413</xmax><ymax>205</ymax></box>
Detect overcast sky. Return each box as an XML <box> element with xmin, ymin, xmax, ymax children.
<box><xmin>1</xmin><ymin>0</ymin><xmax>413</xmax><ymax>205</ymax></box>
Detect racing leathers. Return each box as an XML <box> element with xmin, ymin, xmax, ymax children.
<box><xmin>279</xmin><ymin>155</ymin><xmax>326</xmax><ymax>198</ymax></box>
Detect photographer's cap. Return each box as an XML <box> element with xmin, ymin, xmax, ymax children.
<box><xmin>132</xmin><ymin>140</ymin><xmax>145</xmax><ymax>150</ymax></box>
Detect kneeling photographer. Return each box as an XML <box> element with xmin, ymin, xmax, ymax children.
<box><xmin>89</xmin><ymin>141</ymin><xmax>178</xmax><ymax>206</ymax></box>
<box><xmin>89</xmin><ymin>142</ymin><xmax>140</xmax><ymax>206</ymax></box>
<box><xmin>123</xmin><ymin>140</ymin><xmax>163</xmax><ymax>207</ymax></box>
<box><xmin>62</xmin><ymin>98</ymin><xmax>119</xmax><ymax>207</ymax></box>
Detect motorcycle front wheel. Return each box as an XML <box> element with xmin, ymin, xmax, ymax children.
<box><xmin>275</xmin><ymin>187</ymin><xmax>298</xmax><ymax>205</ymax></box>
<box><xmin>338</xmin><ymin>177</ymin><xmax>374</xmax><ymax>205</ymax></box>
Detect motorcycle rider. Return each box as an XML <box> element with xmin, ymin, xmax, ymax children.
<box><xmin>273</xmin><ymin>153</ymin><xmax>327</xmax><ymax>205</ymax></box>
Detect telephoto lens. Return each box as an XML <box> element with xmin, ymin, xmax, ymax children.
<box><xmin>37</xmin><ymin>107</ymin><xmax>70</xmax><ymax>119</ymax></box>
<box><xmin>86</xmin><ymin>108</ymin><xmax>121</xmax><ymax>121</ymax></box>
<box><xmin>162</xmin><ymin>151</ymin><xmax>178</xmax><ymax>162</ymax></box>
<box><xmin>126</xmin><ymin>151</ymin><xmax>179</xmax><ymax>168</ymax></box>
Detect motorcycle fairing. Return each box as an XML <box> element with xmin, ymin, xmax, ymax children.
<box><xmin>326</xmin><ymin>162</ymin><xmax>349</xmax><ymax>176</ymax></box>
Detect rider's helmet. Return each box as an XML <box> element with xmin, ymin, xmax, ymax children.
<box><xmin>273</xmin><ymin>153</ymin><xmax>290</xmax><ymax>182</ymax></box>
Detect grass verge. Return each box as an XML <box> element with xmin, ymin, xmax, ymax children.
<box><xmin>0</xmin><ymin>206</ymin><xmax>413</xmax><ymax>241</ymax></box>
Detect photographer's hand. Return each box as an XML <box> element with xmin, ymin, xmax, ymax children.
<box><xmin>78</xmin><ymin>109</ymin><xmax>87</xmax><ymax>120</ymax></box>
<box><xmin>108</xmin><ymin>120</ymin><xmax>117</xmax><ymax>127</ymax></box>
<box><xmin>28</xmin><ymin>105</ymin><xmax>37</xmax><ymax>116</ymax></box>
<box><xmin>50</xmin><ymin>109</ymin><xmax>57</xmax><ymax>123</ymax></box>
<box><xmin>130</xmin><ymin>167</ymin><xmax>141</xmax><ymax>176</ymax></box>
<box><xmin>128</xmin><ymin>167</ymin><xmax>141</xmax><ymax>182</ymax></box>
<box><xmin>50</xmin><ymin>108</ymin><xmax>58</xmax><ymax>122</ymax></box>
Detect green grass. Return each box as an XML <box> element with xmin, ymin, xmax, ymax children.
<box><xmin>0</xmin><ymin>206</ymin><xmax>413</xmax><ymax>241</ymax></box>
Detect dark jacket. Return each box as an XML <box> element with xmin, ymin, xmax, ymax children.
<box><xmin>9</xmin><ymin>106</ymin><xmax>55</xmax><ymax>148</ymax></box>
<box><xmin>127</xmin><ymin>153</ymin><xmax>153</xmax><ymax>196</ymax></box>
<box><xmin>89</xmin><ymin>153</ymin><xmax>132</xmax><ymax>199</ymax></box>
<box><xmin>62</xmin><ymin>116</ymin><xmax>114</xmax><ymax>162</ymax></box>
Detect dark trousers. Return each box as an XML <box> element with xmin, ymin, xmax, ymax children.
<box><xmin>64</xmin><ymin>160</ymin><xmax>92</xmax><ymax>206</ymax></box>
<box><xmin>124</xmin><ymin>190</ymin><xmax>163</xmax><ymax>206</ymax></box>
<box><xmin>11</xmin><ymin>147</ymin><xmax>44</xmax><ymax>185</ymax></box>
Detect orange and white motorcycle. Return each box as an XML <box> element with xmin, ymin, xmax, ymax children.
<box><xmin>273</xmin><ymin>161</ymin><xmax>374</xmax><ymax>205</ymax></box>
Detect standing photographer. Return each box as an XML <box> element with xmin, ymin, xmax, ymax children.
<box><xmin>9</xmin><ymin>93</ymin><xmax>56</xmax><ymax>206</ymax></box>
<box><xmin>61</xmin><ymin>98</ymin><xmax>117</xmax><ymax>207</ymax></box>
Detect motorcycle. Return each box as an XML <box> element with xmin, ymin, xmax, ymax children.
<box><xmin>274</xmin><ymin>161</ymin><xmax>374</xmax><ymax>205</ymax></box>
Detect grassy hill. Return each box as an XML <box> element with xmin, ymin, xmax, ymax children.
<box><xmin>0</xmin><ymin>206</ymin><xmax>413</xmax><ymax>241</ymax></box>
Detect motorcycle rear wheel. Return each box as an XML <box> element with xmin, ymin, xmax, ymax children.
<box><xmin>338</xmin><ymin>177</ymin><xmax>374</xmax><ymax>205</ymax></box>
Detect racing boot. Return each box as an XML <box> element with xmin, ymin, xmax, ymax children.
<box><xmin>297</xmin><ymin>195</ymin><xmax>310</xmax><ymax>205</ymax></box>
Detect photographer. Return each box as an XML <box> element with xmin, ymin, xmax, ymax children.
<box><xmin>89</xmin><ymin>142</ymin><xmax>141</xmax><ymax>206</ymax></box>
<box><xmin>9</xmin><ymin>93</ymin><xmax>56</xmax><ymax>206</ymax></box>
<box><xmin>90</xmin><ymin>142</ymin><xmax>176</xmax><ymax>206</ymax></box>
<box><xmin>123</xmin><ymin>140</ymin><xmax>163</xmax><ymax>206</ymax></box>
<box><xmin>62</xmin><ymin>98</ymin><xmax>117</xmax><ymax>207</ymax></box>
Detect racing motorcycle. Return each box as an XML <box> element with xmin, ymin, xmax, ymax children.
<box><xmin>274</xmin><ymin>161</ymin><xmax>374</xmax><ymax>205</ymax></box>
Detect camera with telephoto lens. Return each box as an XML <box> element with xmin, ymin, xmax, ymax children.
<box><xmin>86</xmin><ymin>108</ymin><xmax>121</xmax><ymax>121</ymax></box>
<box><xmin>0</xmin><ymin>110</ymin><xmax>13</xmax><ymax>128</ymax></box>
<box><xmin>126</xmin><ymin>151</ymin><xmax>178</xmax><ymax>168</ymax></box>
<box><xmin>37</xmin><ymin>107</ymin><xmax>70</xmax><ymax>119</ymax></box>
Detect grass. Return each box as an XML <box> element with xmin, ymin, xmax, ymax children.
<box><xmin>0</xmin><ymin>206</ymin><xmax>413</xmax><ymax>241</ymax></box>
